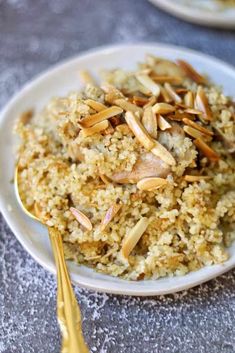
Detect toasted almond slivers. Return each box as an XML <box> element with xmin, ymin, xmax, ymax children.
<box><xmin>102</xmin><ymin>83</ymin><xmax>124</xmax><ymax>103</ymax></box>
<box><xmin>146</xmin><ymin>54</ymin><xmax>157</xmax><ymax>67</ymax></box>
<box><xmin>138</xmin><ymin>85</ymin><xmax>152</xmax><ymax>96</ymax></box>
<box><xmin>136</xmin><ymin>73</ymin><xmax>161</xmax><ymax>97</ymax></box>
<box><xmin>152</xmin><ymin>102</ymin><xmax>175</xmax><ymax>115</ymax></box>
<box><xmin>137</xmin><ymin>177</ymin><xmax>168</xmax><ymax>191</ymax></box>
<box><xmin>177</xmin><ymin>60</ymin><xmax>206</xmax><ymax>84</ymax></box>
<box><xmin>150</xmin><ymin>75</ymin><xmax>182</xmax><ymax>84</ymax></box>
<box><xmin>132</xmin><ymin>96</ymin><xmax>149</xmax><ymax>106</ymax></box>
<box><xmin>157</xmin><ymin>115</ymin><xmax>172</xmax><ymax>130</ymax></box>
<box><xmin>85</xmin><ymin>99</ymin><xmax>107</xmax><ymax>112</ymax></box>
<box><xmin>114</xmin><ymin>98</ymin><xmax>143</xmax><ymax>115</ymax></box>
<box><xmin>80</xmin><ymin>106</ymin><xmax>123</xmax><ymax>128</ymax></box>
<box><xmin>182</xmin><ymin>118</ymin><xmax>214</xmax><ymax>136</ymax></box>
<box><xmin>184</xmin><ymin>91</ymin><xmax>194</xmax><ymax>108</ymax></box>
<box><xmin>99</xmin><ymin>174</ymin><xmax>111</xmax><ymax>185</ymax></box>
<box><xmin>160</xmin><ymin>86</ymin><xmax>172</xmax><ymax>103</ymax></box>
<box><xmin>151</xmin><ymin>141</ymin><xmax>176</xmax><ymax>166</ymax></box>
<box><xmin>184</xmin><ymin>175</ymin><xmax>212</xmax><ymax>182</ymax></box>
<box><xmin>20</xmin><ymin>110</ymin><xmax>34</xmax><ymax>125</ymax></box>
<box><xmin>100</xmin><ymin>202</ymin><xmax>122</xmax><ymax>231</ymax></box>
<box><xmin>80</xmin><ymin>120</ymin><xmax>109</xmax><ymax>137</ymax></box>
<box><xmin>194</xmin><ymin>138</ymin><xmax>220</xmax><ymax>161</ymax></box>
<box><xmin>79</xmin><ymin>70</ymin><xmax>96</xmax><ymax>85</ymax></box>
<box><xmin>195</xmin><ymin>87</ymin><xmax>212</xmax><ymax>121</ymax></box>
<box><xmin>121</xmin><ymin>217</ymin><xmax>149</xmax><ymax>258</ymax></box>
<box><xmin>164</xmin><ymin>83</ymin><xmax>182</xmax><ymax>103</ymax></box>
<box><xmin>184</xmin><ymin>108</ymin><xmax>202</xmax><ymax>115</ymax></box>
<box><xmin>116</xmin><ymin>123</ymin><xmax>134</xmax><ymax>135</ymax></box>
<box><xmin>70</xmin><ymin>207</ymin><xmax>93</xmax><ymax>231</ymax></box>
<box><xmin>175</xmin><ymin>88</ymin><xmax>188</xmax><ymax>94</ymax></box>
<box><xmin>143</xmin><ymin>96</ymin><xmax>157</xmax><ymax>109</ymax></box>
<box><xmin>125</xmin><ymin>111</ymin><xmax>155</xmax><ymax>151</ymax></box>
<box><xmin>183</xmin><ymin>126</ymin><xmax>212</xmax><ymax>141</ymax></box>
<box><xmin>142</xmin><ymin>107</ymin><xmax>158</xmax><ymax>138</ymax></box>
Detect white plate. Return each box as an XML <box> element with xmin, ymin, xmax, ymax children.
<box><xmin>149</xmin><ymin>0</ymin><xmax>235</xmax><ymax>28</ymax></box>
<box><xmin>0</xmin><ymin>43</ymin><xmax>235</xmax><ymax>296</ymax></box>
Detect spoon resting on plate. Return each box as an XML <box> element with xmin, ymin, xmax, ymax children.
<box><xmin>15</xmin><ymin>165</ymin><xmax>90</xmax><ymax>353</ymax></box>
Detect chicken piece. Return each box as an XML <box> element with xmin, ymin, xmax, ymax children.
<box><xmin>110</xmin><ymin>152</ymin><xmax>171</xmax><ymax>184</ymax></box>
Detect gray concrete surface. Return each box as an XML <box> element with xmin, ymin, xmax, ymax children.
<box><xmin>0</xmin><ymin>1</ymin><xmax>235</xmax><ymax>352</ymax></box>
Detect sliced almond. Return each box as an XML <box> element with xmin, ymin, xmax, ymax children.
<box><xmin>195</xmin><ymin>87</ymin><xmax>212</xmax><ymax>121</ymax></box>
<box><xmin>143</xmin><ymin>96</ymin><xmax>157</xmax><ymax>109</ymax></box>
<box><xmin>132</xmin><ymin>96</ymin><xmax>149</xmax><ymax>107</ymax></box>
<box><xmin>85</xmin><ymin>99</ymin><xmax>107</xmax><ymax>112</ymax></box>
<box><xmin>184</xmin><ymin>175</ymin><xmax>212</xmax><ymax>182</ymax></box>
<box><xmin>80</xmin><ymin>120</ymin><xmax>109</xmax><ymax>137</ymax></box>
<box><xmin>175</xmin><ymin>102</ymin><xmax>187</xmax><ymax>109</ymax></box>
<box><xmin>151</xmin><ymin>141</ymin><xmax>176</xmax><ymax>166</ymax></box>
<box><xmin>70</xmin><ymin>207</ymin><xmax>93</xmax><ymax>231</ymax></box>
<box><xmin>152</xmin><ymin>103</ymin><xmax>175</xmax><ymax>115</ymax></box>
<box><xmin>137</xmin><ymin>177</ymin><xmax>168</xmax><ymax>191</ymax></box>
<box><xmin>182</xmin><ymin>118</ymin><xmax>214</xmax><ymax>136</ymax></box>
<box><xmin>168</xmin><ymin>111</ymin><xmax>188</xmax><ymax>121</ymax></box>
<box><xmin>80</xmin><ymin>106</ymin><xmax>123</xmax><ymax>128</ymax></box>
<box><xmin>142</xmin><ymin>107</ymin><xmax>158</xmax><ymax>138</ymax></box>
<box><xmin>100</xmin><ymin>202</ymin><xmax>122</xmax><ymax>231</ymax></box>
<box><xmin>115</xmin><ymin>123</ymin><xmax>134</xmax><ymax>135</ymax></box>
<box><xmin>157</xmin><ymin>115</ymin><xmax>172</xmax><ymax>130</ymax></box>
<box><xmin>150</xmin><ymin>75</ymin><xmax>182</xmax><ymax>84</ymax></box>
<box><xmin>20</xmin><ymin>110</ymin><xmax>33</xmax><ymax>125</ymax></box>
<box><xmin>175</xmin><ymin>88</ymin><xmax>188</xmax><ymax>94</ymax></box>
<box><xmin>164</xmin><ymin>83</ymin><xmax>182</xmax><ymax>103</ymax></box>
<box><xmin>184</xmin><ymin>91</ymin><xmax>194</xmax><ymax>108</ymax></box>
<box><xmin>99</xmin><ymin>174</ymin><xmax>111</xmax><ymax>185</ymax></box>
<box><xmin>121</xmin><ymin>217</ymin><xmax>149</xmax><ymax>258</ymax></box>
<box><xmin>151</xmin><ymin>59</ymin><xmax>185</xmax><ymax>77</ymax></box>
<box><xmin>136</xmin><ymin>73</ymin><xmax>161</xmax><ymax>97</ymax></box>
<box><xmin>138</xmin><ymin>85</ymin><xmax>152</xmax><ymax>96</ymax></box>
<box><xmin>136</xmin><ymin>68</ymin><xmax>152</xmax><ymax>76</ymax></box>
<box><xmin>184</xmin><ymin>108</ymin><xmax>203</xmax><ymax>115</ymax></box>
<box><xmin>125</xmin><ymin>111</ymin><xmax>155</xmax><ymax>151</ymax></box>
<box><xmin>160</xmin><ymin>86</ymin><xmax>172</xmax><ymax>103</ymax></box>
<box><xmin>79</xmin><ymin>70</ymin><xmax>96</xmax><ymax>85</ymax></box>
<box><xmin>114</xmin><ymin>98</ymin><xmax>143</xmax><ymax>115</ymax></box>
<box><xmin>102</xmin><ymin>83</ymin><xmax>124</xmax><ymax>103</ymax></box>
<box><xmin>177</xmin><ymin>60</ymin><xmax>206</xmax><ymax>84</ymax></box>
<box><xmin>194</xmin><ymin>138</ymin><xmax>220</xmax><ymax>162</ymax></box>
<box><xmin>183</xmin><ymin>126</ymin><xmax>212</xmax><ymax>141</ymax></box>
<box><xmin>146</xmin><ymin>54</ymin><xmax>157</xmax><ymax>67</ymax></box>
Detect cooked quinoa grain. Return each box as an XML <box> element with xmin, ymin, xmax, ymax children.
<box><xmin>15</xmin><ymin>55</ymin><xmax>235</xmax><ymax>280</ymax></box>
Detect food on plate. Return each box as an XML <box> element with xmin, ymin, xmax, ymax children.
<box><xmin>15</xmin><ymin>54</ymin><xmax>235</xmax><ymax>280</ymax></box>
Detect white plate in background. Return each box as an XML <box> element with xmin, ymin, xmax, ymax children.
<box><xmin>0</xmin><ymin>43</ymin><xmax>235</xmax><ymax>296</ymax></box>
<box><xmin>148</xmin><ymin>0</ymin><xmax>235</xmax><ymax>28</ymax></box>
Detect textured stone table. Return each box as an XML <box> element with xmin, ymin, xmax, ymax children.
<box><xmin>1</xmin><ymin>1</ymin><xmax>235</xmax><ymax>352</ymax></box>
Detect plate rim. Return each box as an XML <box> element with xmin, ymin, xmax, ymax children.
<box><xmin>0</xmin><ymin>42</ymin><xmax>235</xmax><ymax>296</ymax></box>
<box><xmin>148</xmin><ymin>0</ymin><xmax>235</xmax><ymax>28</ymax></box>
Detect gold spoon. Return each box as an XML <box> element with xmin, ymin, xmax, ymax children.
<box><xmin>15</xmin><ymin>165</ymin><xmax>90</xmax><ymax>353</ymax></box>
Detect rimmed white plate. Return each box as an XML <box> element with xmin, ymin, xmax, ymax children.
<box><xmin>0</xmin><ymin>43</ymin><xmax>235</xmax><ymax>296</ymax></box>
<box><xmin>148</xmin><ymin>0</ymin><xmax>235</xmax><ymax>28</ymax></box>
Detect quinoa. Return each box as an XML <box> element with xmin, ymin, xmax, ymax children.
<box><xmin>15</xmin><ymin>55</ymin><xmax>235</xmax><ymax>280</ymax></box>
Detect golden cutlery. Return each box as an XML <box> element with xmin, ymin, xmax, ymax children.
<box><xmin>15</xmin><ymin>165</ymin><xmax>90</xmax><ymax>353</ymax></box>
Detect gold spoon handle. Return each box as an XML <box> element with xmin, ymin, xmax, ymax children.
<box><xmin>49</xmin><ymin>227</ymin><xmax>90</xmax><ymax>353</ymax></box>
